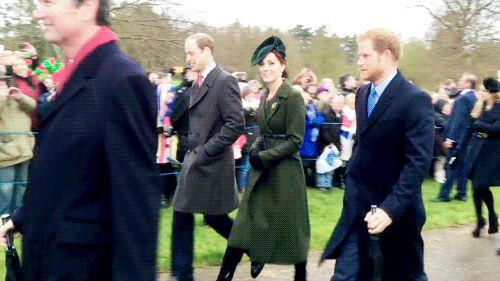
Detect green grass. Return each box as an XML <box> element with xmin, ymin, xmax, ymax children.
<box><xmin>2</xmin><ymin>179</ymin><xmax>499</xmax><ymax>277</ymax></box>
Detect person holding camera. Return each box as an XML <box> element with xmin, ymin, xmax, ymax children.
<box><xmin>0</xmin><ymin>73</ymin><xmax>36</xmax><ymax>216</ymax></box>
<box><xmin>0</xmin><ymin>44</ymin><xmax>41</xmax><ymax>130</ymax></box>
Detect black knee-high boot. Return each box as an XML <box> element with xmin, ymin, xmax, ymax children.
<box><xmin>482</xmin><ymin>188</ymin><xmax>499</xmax><ymax>234</ymax></box>
<box><xmin>472</xmin><ymin>188</ymin><xmax>486</xmax><ymax>237</ymax></box>
<box><xmin>294</xmin><ymin>261</ymin><xmax>307</xmax><ymax>281</ymax></box>
<box><xmin>216</xmin><ymin>246</ymin><xmax>244</xmax><ymax>281</ymax></box>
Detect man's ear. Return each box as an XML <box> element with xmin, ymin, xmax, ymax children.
<box><xmin>79</xmin><ymin>0</ymin><xmax>100</xmax><ymax>24</ymax></box>
<box><xmin>382</xmin><ymin>49</ymin><xmax>395</xmax><ymax>64</ymax></box>
<box><xmin>202</xmin><ymin>46</ymin><xmax>212</xmax><ymax>56</ymax></box>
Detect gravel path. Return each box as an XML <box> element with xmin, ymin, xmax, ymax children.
<box><xmin>158</xmin><ymin>225</ymin><xmax>500</xmax><ymax>281</ymax></box>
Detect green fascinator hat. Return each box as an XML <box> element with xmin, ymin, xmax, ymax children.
<box><xmin>251</xmin><ymin>36</ymin><xmax>286</xmax><ymax>66</ymax></box>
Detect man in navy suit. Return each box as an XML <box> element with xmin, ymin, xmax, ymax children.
<box><xmin>434</xmin><ymin>73</ymin><xmax>477</xmax><ymax>202</ymax></box>
<box><xmin>321</xmin><ymin>28</ymin><xmax>434</xmax><ymax>280</ymax></box>
<box><xmin>0</xmin><ymin>1</ymin><xmax>161</xmax><ymax>280</ymax></box>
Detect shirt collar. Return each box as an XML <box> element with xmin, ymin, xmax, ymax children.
<box><xmin>52</xmin><ymin>26</ymin><xmax>118</xmax><ymax>94</ymax></box>
<box><xmin>371</xmin><ymin>69</ymin><xmax>398</xmax><ymax>97</ymax></box>
<box><xmin>460</xmin><ymin>89</ymin><xmax>473</xmax><ymax>95</ymax></box>
<box><xmin>200</xmin><ymin>62</ymin><xmax>217</xmax><ymax>79</ymax></box>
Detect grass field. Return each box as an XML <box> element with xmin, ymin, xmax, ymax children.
<box><xmin>2</xmin><ymin>179</ymin><xmax>499</xmax><ymax>277</ymax></box>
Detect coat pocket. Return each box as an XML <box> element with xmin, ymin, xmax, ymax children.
<box><xmin>56</xmin><ymin>219</ymin><xmax>107</xmax><ymax>245</ymax></box>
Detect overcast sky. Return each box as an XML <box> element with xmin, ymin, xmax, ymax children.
<box><xmin>172</xmin><ymin>0</ymin><xmax>438</xmax><ymax>40</ymax></box>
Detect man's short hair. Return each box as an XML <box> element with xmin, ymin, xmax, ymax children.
<box><xmin>462</xmin><ymin>73</ymin><xmax>477</xmax><ymax>90</ymax></box>
<box><xmin>74</xmin><ymin>0</ymin><xmax>111</xmax><ymax>26</ymax></box>
<box><xmin>186</xmin><ymin>33</ymin><xmax>215</xmax><ymax>54</ymax></box>
<box><xmin>442</xmin><ymin>79</ymin><xmax>456</xmax><ymax>87</ymax></box>
<box><xmin>357</xmin><ymin>28</ymin><xmax>402</xmax><ymax>61</ymax></box>
<box><xmin>339</xmin><ymin>73</ymin><xmax>354</xmax><ymax>88</ymax></box>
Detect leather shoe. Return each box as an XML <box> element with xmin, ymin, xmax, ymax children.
<box><xmin>453</xmin><ymin>195</ymin><xmax>467</xmax><ymax>201</ymax></box>
<box><xmin>431</xmin><ymin>197</ymin><xmax>451</xmax><ymax>202</ymax></box>
<box><xmin>250</xmin><ymin>262</ymin><xmax>265</xmax><ymax>278</ymax></box>
<box><xmin>171</xmin><ymin>276</ymin><xmax>194</xmax><ymax>281</ymax></box>
<box><xmin>472</xmin><ymin>217</ymin><xmax>486</xmax><ymax>238</ymax></box>
<box><xmin>488</xmin><ymin>215</ymin><xmax>499</xmax><ymax>234</ymax></box>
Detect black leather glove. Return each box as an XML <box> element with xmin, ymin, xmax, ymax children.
<box><xmin>249</xmin><ymin>150</ymin><xmax>265</xmax><ymax>171</ymax></box>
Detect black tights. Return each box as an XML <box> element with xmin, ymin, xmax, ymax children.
<box><xmin>473</xmin><ymin>187</ymin><xmax>496</xmax><ymax>222</ymax></box>
<box><xmin>217</xmin><ymin>246</ymin><xmax>307</xmax><ymax>280</ymax></box>
<box><xmin>294</xmin><ymin>261</ymin><xmax>307</xmax><ymax>281</ymax></box>
<box><xmin>217</xmin><ymin>246</ymin><xmax>244</xmax><ymax>280</ymax></box>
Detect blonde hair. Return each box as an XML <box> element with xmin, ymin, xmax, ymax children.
<box><xmin>292</xmin><ymin>68</ymin><xmax>318</xmax><ymax>87</ymax></box>
<box><xmin>187</xmin><ymin>33</ymin><xmax>215</xmax><ymax>54</ymax></box>
<box><xmin>345</xmin><ymin>93</ymin><xmax>356</xmax><ymax>110</ymax></box>
<box><xmin>357</xmin><ymin>28</ymin><xmax>402</xmax><ymax>61</ymax></box>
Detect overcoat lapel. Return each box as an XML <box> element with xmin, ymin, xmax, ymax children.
<box><xmin>189</xmin><ymin>65</ymin><xmax>222</xmax><ymax>108</ymax></box>
<box><xmin>264</xmin><ymin>80</ymin><xmax>290</xmax><ymax>124</ymax></box>
<box><xmin>357</xmin><ymin>86</ymin><xmax>369</xmax><ymax>133</ymax></box>
<box><xmin>38</xmin><ymin>74</ymin><xmax>88</xmax><ymax>124</ymax></box>
<box><xmin>359</xmin><ymin>71</ymin><xmax>403</xmax><ymax>135</ymax></box>
<box><xmin>38</xmin><ymin>43</ymin><xmax>110</xmax><ymax>123</ymax></box>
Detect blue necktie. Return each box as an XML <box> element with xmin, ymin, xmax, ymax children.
<box><xmin>367</xmin><ymin>87</ymin><xmax>378</xmax><ymax>117</ymax></box>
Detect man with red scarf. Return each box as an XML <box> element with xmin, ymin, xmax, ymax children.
<box><xmin>0</xmin><ymin>1</ymin><xmax>161</xmax><ymax>280</ymax></box>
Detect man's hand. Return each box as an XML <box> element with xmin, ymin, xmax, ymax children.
<box><xmin>8</xmin><ymin>87</ymin><xmax>23</xmax><ymax>101</ymax></box>
<box><xmin>442</xmin><ymin>139</ymin><xmax>455</xmax><ymax>154</ymax></box>
<box><xmin>443</xmin><ymin>139</ymin><xmax>454</xmax><ymax>149</ymax></box>
<box><xmin>19</xmin><ymin>42</ymin><xmax>37</xmax><ymax>58</ymax></box>
<box><xmin>364</xmin><ymin>208</ymin><xmax>393</xmax><ymax>235</ymax></box>
<box><xmin>0</xmin><ymin>220</ymin><xmax>17</xmax><ymax>248</ymax></box>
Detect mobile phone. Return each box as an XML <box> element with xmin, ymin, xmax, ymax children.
<box><xmin>2</xmin><ymin>76</ymin><xmax>13</xmax><ymax>88</ymax></box>
<box><xmin>167</xmin><ymin>157</ymin><xmax>182</xmax><ymax>168</ymax></box>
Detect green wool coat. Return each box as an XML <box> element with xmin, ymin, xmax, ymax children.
<box><xmin>228</xmin><ymin>80</ymin><xmax>310</xmax><ymax>264</ymax></box>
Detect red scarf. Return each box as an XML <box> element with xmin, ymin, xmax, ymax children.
<box><xmin>52</xmin><ymin>26</ymin><xmax>118</xmax><ymax>94</ymax></box>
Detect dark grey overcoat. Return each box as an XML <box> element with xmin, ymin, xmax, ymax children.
<box><xmin>172</xmin><ymin>65</ymin><xmax>245</xmax><ymax>215</ymax></box>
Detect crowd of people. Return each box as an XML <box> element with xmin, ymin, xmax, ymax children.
<box><xmin>0</xmin><ymin>0</ymin><xmax>498</xmax><ymax>280</ymax></box>
<box><xmin>150</xmin><ymin>64</ymin><xmax>359</xmax><ymax>193</ymax></box>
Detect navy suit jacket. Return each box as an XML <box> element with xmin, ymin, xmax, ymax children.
<box><xmin>13</xmin><ymin>42</ymin><xmax>161</xmax><ymax>280</ymax></box>
<box><xmin>445</xmin><ymin>90</ymin><xmax>476</xmax><ymax>149</ymax></box>
<box><xmin>321</xmin><ymin>71</ymin><xmax>434</xmax><ymax>279</ymax></box>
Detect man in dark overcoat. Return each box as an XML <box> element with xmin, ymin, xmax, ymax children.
<box><xmin>321</xmin><ymin>28</ymin><xmax>434</xmax><ymax>281</ymax></box>
<box><xmin>171</xmin><ymin>33</ymin><xmax>245</xmax><ymax>281</ymax></box>
<box><xmin>0</xmin><ymin>0</ymin><xmax>161</xmax><ymax>280</ymax></box>
<box><xmin>434</xmin><ymin>73</ymin><xmax>477</xmax><ymax>201</ymax></box>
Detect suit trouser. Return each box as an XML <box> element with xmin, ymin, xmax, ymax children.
<box><xmin>171</xmin><ymin>211</ymin><xmax>233</xmax><ymax>279</ymax></box>
<box><xmin>333</xmin><ymin>219</ymin><xmax>428</xmax><ymax>281</ymax></box>
<box><xmin>332</xmin><ymin>220</ymin><xmax>369</xmax><ymax>281</ymax></box>
<box><xmin>439</xmin><ymin>149</ymin><xmax>467</xmax><ymax>199</ymax></box>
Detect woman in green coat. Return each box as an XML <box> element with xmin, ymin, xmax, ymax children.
<box><xmin>217</xmin><ymin>36</ymin><xmax>310</xmax><ymax>281</ymax></box>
